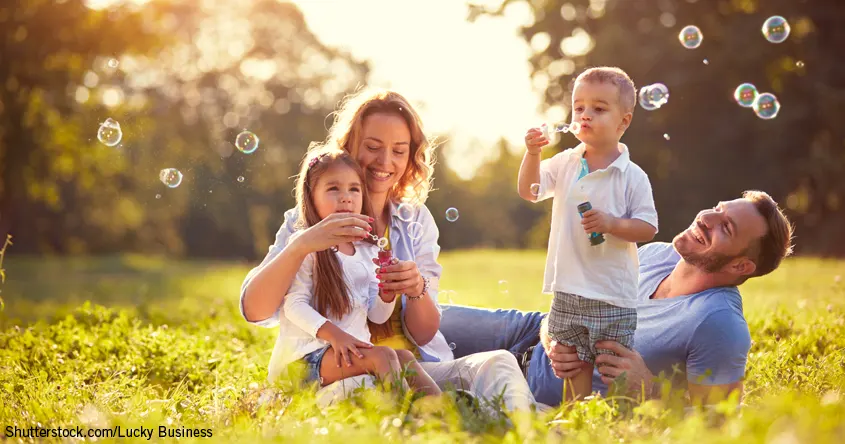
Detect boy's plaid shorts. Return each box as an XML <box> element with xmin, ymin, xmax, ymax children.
<box><xmin>547</xmin><ymin>292</ymin><xmax>637</xmax><ymax>365</ymax></box>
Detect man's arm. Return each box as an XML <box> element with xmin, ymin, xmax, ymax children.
<box><xmin>596</xmin><ymin>306</ymin><xmax>750</xmax><ymax>404</ymax></box>
<box><xmin>594</xmin><ymin>342</ymin><xmax>747</xmax><ymax>404</ymax></box>
<box><xmin>684</xmin><ymin>308</ymin><xmax>751</xmax><ymax>404</ymax></box>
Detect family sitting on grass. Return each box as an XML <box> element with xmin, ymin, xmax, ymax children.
<box><xmin>239</xmin><ymin>67</ymin><xmax>794</xmax><ymax>411</ymax></box>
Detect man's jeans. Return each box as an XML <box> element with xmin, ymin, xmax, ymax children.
<box><xmin>438</xmin><ymin>304</ymin><xmax>571</xmax><ymax>406</ymax></box>
<box><xmin>439</xmin><ymin>305</ymin><xmax>544</xmax><ymax>366</ymax></box>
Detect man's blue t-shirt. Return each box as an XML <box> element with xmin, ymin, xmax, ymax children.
<box><xmin>527</xmin><ymin>242</ymin><xmax>752</xmax><ymax>406</ymax></box>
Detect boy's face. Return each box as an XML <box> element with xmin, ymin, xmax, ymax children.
<box><xmin>571</xmin><ymin>81</ymin><xmax>632</xmax><ymax>147</ymax></box>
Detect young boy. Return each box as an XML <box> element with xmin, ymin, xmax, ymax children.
<box><xmin>517</xmin><ymin>67</ymin><xmax>659</xmax><ymax>400</ymax></box>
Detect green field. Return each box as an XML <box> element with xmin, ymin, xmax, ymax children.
<box><xmin>1</xmin><ymin>251</ymin><xmax>844</xmax><ymax>442</ymax></box>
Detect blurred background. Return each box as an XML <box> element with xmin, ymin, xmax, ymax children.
<box><xmin>1</xmin><ymin>0</ymin><xmax>843</xmax><ymax>262</ymax></box>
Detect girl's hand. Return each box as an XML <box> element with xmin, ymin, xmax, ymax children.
<box><xmin>291</xmin><ymin>213</ymin><xmax>373</xmax><ymax>254</ymax></box>
<box><xmin>376</xmin><ymin>259</ymin><xmax>425</xmax><ymax>298</ymax></box>
<box><xmin>324</xmin><ymin>326</ymin><xmax>373</xmax><ymax>368</ymax></box>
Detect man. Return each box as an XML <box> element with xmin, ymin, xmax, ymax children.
<box><xmin>439</xmin><ymin>190</ymin><xmax>793</xmax><ymax>406</ymax></box>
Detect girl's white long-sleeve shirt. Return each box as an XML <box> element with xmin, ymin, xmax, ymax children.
<box><xmin>268</xmin><ymin>240</ymin><xmax>395</xmax><ymax>378</ymax></box>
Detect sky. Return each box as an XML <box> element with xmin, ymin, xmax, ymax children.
<box><xmin>290</xmin><ymin>0</ymin><xmax>551</xmax><ymax>178</ymax></box>
<box><xmin>84</xmin><ymin>0</ymin><xmax>561</xmax><ymax>178</ymax></box>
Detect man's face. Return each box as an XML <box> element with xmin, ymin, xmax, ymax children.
<box><xmin>673</xmin><ymin>198</ymin><xmax>768</xmax><ymax>277</ymax></box>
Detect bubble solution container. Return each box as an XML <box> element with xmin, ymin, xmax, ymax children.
<box><xmin>577</xmin><ymin>201</ymin><xmax>605</xmax><ymax>246</ymax></box>
<box><xmin>377</xmin><ymin>249</ymin><xmax>393</xmax><ymax>267</ymax></box>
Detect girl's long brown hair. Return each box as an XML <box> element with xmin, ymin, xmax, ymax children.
<box><xmin>294</xmin><ymin>148</ymin><xmax>375</xmax><ymax>319</ymax></box>
<box><xmin>309</xmin><ymin>89</ymin><xmax>438</xmax><ymax>342</ymax></box>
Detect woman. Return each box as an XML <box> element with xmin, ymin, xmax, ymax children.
<box><xmin>240</xmin><ymin>88</ymin><xmax>535</xmax><ymax>411</ymax></box>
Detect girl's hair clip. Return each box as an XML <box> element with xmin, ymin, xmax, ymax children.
<box><xmin>308</xmin><ymin>153</ymin><xmax>330</xmax><ymax>169</ymax></box>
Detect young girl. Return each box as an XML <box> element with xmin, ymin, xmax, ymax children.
<box><xmin>278</xmin><ymin>148</ymin><xmax>441</xmax><ymax>396</ymax></box>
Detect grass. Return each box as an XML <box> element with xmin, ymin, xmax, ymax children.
<box><xmin>0</xmin><ymin>250</ymin><xmax>843</xmax><ymax>442</ymax></box>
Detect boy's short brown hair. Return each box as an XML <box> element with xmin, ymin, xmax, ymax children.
<box><xmin>574</xmin><ymin>66</ymin><xmax>636</xmax><ymax>114</ymax></box>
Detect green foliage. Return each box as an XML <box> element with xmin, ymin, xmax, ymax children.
<box><xmin>2</xmin><ymin>0</ymin><xmax>843</xmax><ymax>258</ymax></box>
<box><xmin>1</xmin><ymin>253</ymin><xmax>843</xmax><ymax>441</ymax></box>
<box><xmin>475</xmin><ymin>0</ymin><xmax>845</xmax><ymax>256</ymax></box>
<box><xmin>0</xmin><ymin>0</ymin><xmax>367</xmax><ymax>257</ymax></box>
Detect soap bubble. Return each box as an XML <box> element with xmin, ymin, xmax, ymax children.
<box><xmin>639</xmin><ymin>83</ymin><xmax>670</xmax><ymax>110</ymax></box>
<box><xmin>159</xmin><ymin>168</ymin><xmax>183</xmax><ymax>188</ymax></box>
<box><xmin>237</xmin><ymin>176</ymin><xmax>245</xmax><ymax>183</ymax></box>
<box><xmin>762</xmin><ymin>16</ymin><xmax>790</xmax><ymax>44</ymax></box>
<box><xmin>445</xmin><ymin>207</ymin><xmax>459</xmax><ymax>222</ymax></box>
<box><xmin>678</xmin><ymin>25</ymin><xmax>703</xmax><ymax>49</ymax></box>
<box><xmin>541</xmin><ymin>122</ymin><xmax>581</xmax><ymax>139</ymax></box>
<box><xmin>733</xmin><ymin>83</ymin><xmax>758</xmax><ymax>108</ymax></box>
<box><xmin>97</xmin><ymin>118</ymin><xmax>122</xmax><ymax>146</ymax></box>
<box><xmin>530</xmin><ymin>183</ymin><xmax>541</xmax><ymax>197</ymax></box>
<box><xmin>498</xmin><ymin>280</ymin><xmax>509</xmax><ymax>294</ymax></box>
<box><xmin>235</xmin><ymin>130</ymin><xmax>259</xmax><ymax>154</ymax></box>
<box><xmin>397</xmin><ymin>203</ymin><xmax>415</xmax><ymax>222</ymax></box>
<box><xmin>408</xmin><ymin>222</ymin><xmax>423</xmax><ymax>240</ymax></box>
<box><xmin>752</xmin><ymin>93</ymin><xmax>780</xmax><ymax>120</ymax></box>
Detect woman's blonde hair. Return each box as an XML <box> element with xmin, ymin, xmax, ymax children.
<box><xmin>310</xmin><ymin>88</ymin><xmax>437</xmax><ymax>205</ymax></box>
<box><xmin>294</xmin><ymin>148</ymin><xmax>375</xmax><ymax>319</ymax></box>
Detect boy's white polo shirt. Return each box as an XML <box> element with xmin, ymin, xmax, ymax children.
<box><xmin>535</xmin><ymin>143</ymin><xmax>658</xmax><ymax>308</ymax></box>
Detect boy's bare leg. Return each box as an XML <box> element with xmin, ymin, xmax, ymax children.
<box><xmin>320</xmin><ymin>346</ymin><xmax>407</xmax><ymax>390</ymax></box>
<box><xmin>395</xmin><ymin>349</ymin><xmax>442</xmax><ymax>396</ymax></box>
<box><xmin>564</xmin><ymin>363</ymin><xmax>594</xmax><ymax>402</ymax></box>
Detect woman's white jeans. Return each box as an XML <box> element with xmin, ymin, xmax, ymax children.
<box><xmin>312</xmin><ymin>350</ymin><xmax>536</xmax><ymax>411</ymax></box>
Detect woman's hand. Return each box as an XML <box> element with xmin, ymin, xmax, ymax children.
<box><xmin>374</xmin><ymin>258</ymin><xmax>424</xmax><ymax>298</ymax></box>
<box><xmin>291</xmin><ymin>213</ymin><xmax>373</xmax><ymax>254</ymax></box>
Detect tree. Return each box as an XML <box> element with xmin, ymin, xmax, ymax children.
<box><xmin>470</xmin><ymin>0</ymin><xmax>845</xmax><ymax>255</ymax></box>
<box><xmin>0</xmin><ymin>0</ymin><xmax>166</xmax><ymax>253</ymax></box>
<box><xmin>0</xmin><ymin>0</ymin><xmax>368</xmax><ymax>258</ymax></box>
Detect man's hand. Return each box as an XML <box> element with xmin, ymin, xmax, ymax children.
<box><xmin>581</xmin><ymin>209</ymin><xmax>618</xmax><ymax>234</ymax></box>
<box><xmin>594</xmin><ymin>340</ymin><xmax>654</xmax><ymax>395</ymax></box>
<box><xmin>545</xmin><ymin>341</ymin><xmax>591</xmax><ymax>379</ymax></box>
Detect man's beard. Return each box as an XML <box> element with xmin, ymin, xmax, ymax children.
<box><xmin>674</xmin><ymin>231</ymin><xmax>737</xmax><ymax>273</ymax></box>
<box><xmin>680</xmin><ymin>250</ymin><xmax>735</xmax><ymax>273</ymax></box>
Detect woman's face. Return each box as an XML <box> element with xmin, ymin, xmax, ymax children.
<box><xmin>355</xmin><ymin>112</ymin><xmax>411</xmax><ymax>197</ymax></box>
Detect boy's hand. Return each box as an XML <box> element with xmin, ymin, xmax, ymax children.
<box><xmin>524</xmin><ymin>127</ymin><xmax>549</xmax><ymax>155</ymax></box>
<box><xmin>581</xmin><ymin>209</ymin><xmax>618</xmax><ymax>234</ymax></box>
